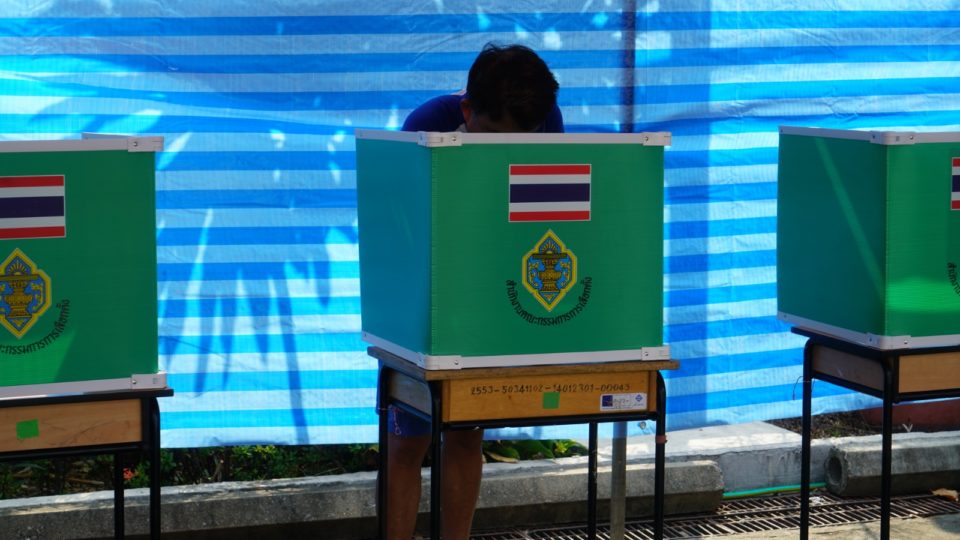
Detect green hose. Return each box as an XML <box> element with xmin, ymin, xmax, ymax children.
<box><xmin>722</xmin><ymin>483</ymin><xmax>826</xmax><ymax>499</ymax></box>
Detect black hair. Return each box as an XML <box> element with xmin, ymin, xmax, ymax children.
<box><xmin>465</xmin><ymin>43</ymin><xmax>559</xmax><ymax>131</ymax></box>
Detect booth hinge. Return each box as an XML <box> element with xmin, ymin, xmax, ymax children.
<box><xmin>641</xmin><ymin>132</ymin><xmax>672</xmax><ymax>147</ymax></box>
<box><xmin>642</xmin><ymin>345</ymin><xmax>671</xmax><ymax>360</ymax></box>
<box><xmin>418</xmin><ymin>131</ymin><xmax>463</xmax><ymax>147</ymax></box>
<box><xmin>866</xmin><ymin>333</ymin><xmax>912</xmax><ymax>348</ymax></box>
<box><xmin>127</xmin><ymin>136</ymin><xmax>165</xmax><ymax>152</ymax></box>
<box><xmin>82</xmin><ymin>133</ymin><xmax>165</xmax><ymax>152</ymax></box>
<box><xmin>131</xmin><ymin>372</ymin><xmax>168</xmax><ymax>389</ymax></box>
<box><xmin>870</xmin><ymin>131</ymin><xmax>917</xmax><ymax>145</ymax></box>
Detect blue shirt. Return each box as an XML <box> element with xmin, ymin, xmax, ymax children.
<box><xmin>401</xmin><ymin>93</ymin><xmax>564</xmax><ymax>133</ymax></box>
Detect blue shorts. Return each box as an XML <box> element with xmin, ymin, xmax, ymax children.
<box><xmin>387</xmin><ymin>404</ymin><xmax>431</xmax><ymax>437</ymax></box>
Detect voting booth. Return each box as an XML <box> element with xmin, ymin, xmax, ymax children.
<box><xmin>780</xmin><ymin>127</ymin><xmax>960</xmax><ymax>540</ymax></box>
<box><xmin>0</xmin><ymin>135</ymin><xmax>166</xmax><ymax>398</ymax></box>
<box><xmin>356</xmin><ymin>130</ymin><xmax>670</xmax><ymax>369</ymax></box>
<box><xmin>778</xmin><ymin>126</ymin><xmax>960</xmax><ymax>349</ymax></box>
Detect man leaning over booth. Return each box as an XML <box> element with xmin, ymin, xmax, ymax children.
<box><xmin>383</xmin><ymin>43</ymin><xmax>564</xmax><ymax>539</ymax></box>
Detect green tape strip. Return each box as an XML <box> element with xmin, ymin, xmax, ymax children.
<box><xmin>16</xmin><ymin>419</ymin><xmax>40</xmax><ymax>440</ymax></box>
<box><xmin>542</xmin><ymin>392</ymin><xmax>560</xmax><ymax>409</ymax></box>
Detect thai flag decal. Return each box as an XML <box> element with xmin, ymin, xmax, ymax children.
<box><xmin>0</xmin><ymin>175</ymin><xmax>66</xmax><ymax>239</ymax></box>
<box><xmin>952</xmin><ymin>157</ymin><xmax>960</xmax><ymax>211</ymax></box>
<box><xmin>508</xmin><ymin>164</ymin><xmax>591</xmax><ymax>222</ymax></box>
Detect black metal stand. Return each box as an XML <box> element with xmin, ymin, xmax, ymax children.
<box><xmin>374</xmin><ymin>347</ymin><xmax>672</xmax><ymax>540</ymax></box>
<box><xmin>800</xmin><ymin>341</ymin><xmax>813</xmax><ymax>540</ymax></box>
<box><xmin>796</xmin><ymin>328</ymin><xmax>960</xmax><ymax>540</ymax></box>
<box><xmin>0</xmin><ymin>389</ymin><xmax>172</xmax><ymax>539</ymax></box>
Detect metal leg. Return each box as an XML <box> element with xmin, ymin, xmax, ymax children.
<box><xmin>376</xmin><ymin>367</ymin><xmax>389</xmax><ymax>540</ymax></box>
<box><xmin>430</xmin><ymin>386</ymin><xmax>442</xmax><ymax>540</ymax></box>
<box><xmin>610</xmin><ymin>421</ymin><xmax>627</xmax><ymax>540</ymax></box>
<box><xmin>800</xmin><ymin>341</ymin><xmax>813</xmax><ymax>539</ymax></box>
<box><xmin>880</xmin><ymin>363</ymin><xmax>894</xmax><ymax>540</ymax></box>
<box><xmin>148</xmin><ymin>398</ymin><xmax>162</xmax><ymax>540</ymax></box>
<box><xmin>114</xmin><ymin>452</ymin><xmax>124</xmax><ymax>539</ymax></box>
<box><xmin>654</xmin><ymin>372</ymin><xmax>667</xmax><ymax>540</ymax></box>
<box><xmin>587</xmin><ymin>421</ymin><xmax>598</xmax><ymax>540</ymax></box>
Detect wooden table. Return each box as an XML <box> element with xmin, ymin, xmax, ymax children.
<box><xmin>372</xmin><ymin>346</ymin><xmax>678</xmax><ymax>540</ymax></box>
<box><xmin>796</xmin><ymin>328</ymin><xmax>960</xmax><ymax>540</ymax></box>
<box><xmin>0</xmin><ymin>389</ymin><xmax>173</xmax><ymax>539</ymax></box>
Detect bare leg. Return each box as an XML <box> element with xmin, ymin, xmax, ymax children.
<box><xmin>441</xmin><ymin>429</ymin><xmax>485</xmax><ymax>540</ymax></box>
<box><xmin>385</xmin><ymin>432</ymin><xmax>431</xmax><ymax>540</ymax></box>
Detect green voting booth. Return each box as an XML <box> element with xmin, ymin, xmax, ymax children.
<box><xmin>0</xmin><ymin>135</ymin><xmax>165</xmax><ymax>398</ymax></box>
<box><xmin>778</xmin><ymin>126</ymin><xmax>960</xmax><ymax>348</ymax></box>
<box><xmin>356</xmin><ymin>130</ymin><xmax>670</xmax><ymax>369</ymax></box>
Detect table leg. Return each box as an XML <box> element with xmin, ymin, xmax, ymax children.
<box><xmin>376</xmin><ymin>367</ymin><xmax>389</xmax><ymax>540</ymax></box>
<box><xmin>800</xmin><ymin>341</ymin><xmax>813</xmax><ymax>539</ymax></box>
<box><xmin>610</xmin><ymin>421</ymin><xmax>627</xmax><ymax>540</ymax></box>
<box><xmin>880</xmin><ymin>363</ymin><xmax>894</xmax><ymax>540</ymax></box>
<box><xmin>587</xmin><ymin>421</ymin><xmax>598</xmax><ymax>540</ymax></box>
<box><xmin>654</xmin><ymin>372</ymin><xmax>666</xmax><ymax>540</ymax></box>
<box><xmin>114</xmin><ymin>452</ymin><xmax>124</xmax><ymax>540</ymax></box>
<box><xmin>430</xmin><ymin>386</ymin><xmax>442</xmax><ymax>540</ymax></box>
<box><xmin>148</xmin><ymin>397</ymin><xmax>162</xmax><ymax>540</ymax></box>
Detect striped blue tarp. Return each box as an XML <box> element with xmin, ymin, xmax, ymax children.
<box><xmin>2</xmin><ymin>1</ymin><xmax>959</xmax><ymax>447</ymax></box>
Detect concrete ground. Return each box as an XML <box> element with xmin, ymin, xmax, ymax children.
<box><xmin>730</xmin><ymin>513</ymin><xmax>960</xmax><ymax>539</ymax></box>
<box><xmin>493</xmin><ymin>515</ymin><xmax>960</xmax><ymax>539</ymax></box>
<box><xmin>469</xmin><ymin>512</ymin><xmax>960</xmax><ymax>540</ymax></box>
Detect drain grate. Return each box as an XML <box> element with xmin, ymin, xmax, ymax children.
<box><xmin>469</xmin><ymin>492</ymin><xmax>960</xmax><ymax>539</ymax></box>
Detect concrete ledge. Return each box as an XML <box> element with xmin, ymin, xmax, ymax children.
<box><xmin>470</xmin><ymin>459</ymin><xmax>722</xmax><ymax>531</ymax></box>
<box><xmin>0</xmin><ymin>459</ymin><xmax>721</xmax><ymax>540</ymax></box>
<box><xmin>826</xmin><ymin>433</ymin><xmax>960</xmax><ymax>496</ymax></box>
<box><xmin>589</xmin><ymin>423</ymin><xmax>960</xmax><ymax>494</ymax></box>
<box><xmin>587</xmin><ymin>421</ymin><xmax>832</xmax><ymax>491</ymax></box>
<box><xmin>3</xmin><ymin>427</ymin><xmax>959</xmax><ymax>539</ymax></box>
<box><xmin>0</xmin><ymin>474</ymin><xmax>380</xmax><ymax>540</ymax></box>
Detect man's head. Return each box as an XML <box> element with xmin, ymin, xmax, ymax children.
<box><xmin>460</xmin><ymin>43</ymin><xmax>559</xmax><ymax>133</ymax></box>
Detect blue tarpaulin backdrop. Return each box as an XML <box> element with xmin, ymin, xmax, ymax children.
<box><xmin>2</xmin><ymin>1</ymin><xmax>959</xmax><ymax>447</ymax></box>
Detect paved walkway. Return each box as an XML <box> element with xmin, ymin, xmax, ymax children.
<box><xmin>734</xmin><ymin>512</ymin><xmax>960</xmax><ymax>539</ymax></box>
<box><xmin>469</xmin><ymin>512</ymin><xmax>960</xmax><ymax>539</ymax></box>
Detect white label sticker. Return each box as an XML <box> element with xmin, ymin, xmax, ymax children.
<box><xmin>600</xmin><ymin>392</ymin><xmax>648</xmax><ymax>411</ymax></box>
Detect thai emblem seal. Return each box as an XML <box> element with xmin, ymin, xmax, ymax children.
<box><xmin>0</xmin><ymin>249</ymin><xmax>52</xmax><ymax>339</ymax></box>
<box><xmin>522</xmin><ymin>230</ymin><xmax>577</xmax><ymax>311</ymax></box>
